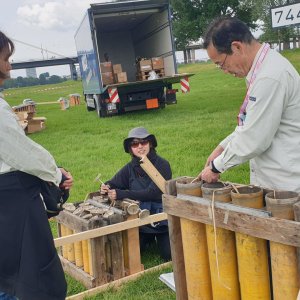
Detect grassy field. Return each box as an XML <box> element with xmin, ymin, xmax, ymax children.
<box><xmin>4</xmin><ymin>48</ymin><xmax>300</xmax><ymax>299</ymax></box>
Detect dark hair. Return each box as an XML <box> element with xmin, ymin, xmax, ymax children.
<box><xmin>203</xmin><ymin>17</ymin><xmax>255</xmax><ymax>54</ymax></box>
<box><xmin>0</xmin><ymin>30</ymin><xmax>14</xmax><ymax>80</ymax></box>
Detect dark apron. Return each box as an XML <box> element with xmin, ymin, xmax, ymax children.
<box><xmin>129</xmin><ymin>168</ymin><xmax>168</xmax><ymax>234</ymax></box>
<box><xmin>0</xmin><ymin>171</ymin><xmax>66</xmax><ymax>300</ymax></box>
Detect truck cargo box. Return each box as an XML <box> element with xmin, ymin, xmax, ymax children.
<box><xmin>75</xmin><ymin>0</ymin><xmax>192</xmax><ymax>117</ymax></box>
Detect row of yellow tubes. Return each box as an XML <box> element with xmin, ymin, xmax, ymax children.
<box><xmin>60</xmin><ymin>224</ymin><xmax>94</xmax><ymax>276</ymax></box>
<box><xmin>177</xmin><ymin>183</ymin><xmax>299</xmax><ymax>300</ymax></box>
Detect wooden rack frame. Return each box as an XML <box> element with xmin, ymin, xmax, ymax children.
<box><xmin>163</xmin><ymin>178</ymin><xmax>300</xmax><ymax>300</ymax></box>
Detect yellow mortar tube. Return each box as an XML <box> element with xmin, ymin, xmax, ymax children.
<box><xmin>202</xmin><ymin>183</ymin><xmax>240</xmax><ymax>300</ymax></box>
<box><xmin>82</xmin><ymin>240</ymin><xmax>90</xmax><ymax>274</ymax></box>
<box><xmin>87</xmin><ymin>239</ymin><xmax>94</xmax><ymax>276</ymax></box>
<box><xmin>65</xmin><ymin>227</ymin><xmax>75</xmax><ymax>263</ymax></box>
<box><xmin>266</xmin><ymin>191</ymin><xmax>300</xmax><ymax>299</ymax></box>
<box><xmin>231</xmin><ymin>186</ymin><xmax>271</xmax><ymax>300</ymax></box>
<box><xmin>74</xmin><ymin>231</ymin><xmax>83</xmax><ymax>268</ymax></box>
<box><xmin>181</xmin><ymin>218</ymin><xmax>212</xmax><ymax>300</ymax></box>
<box><xmin>60</xmin><ymin>224</ymin><xmax>68</xmax><ymax>259</ymax></box>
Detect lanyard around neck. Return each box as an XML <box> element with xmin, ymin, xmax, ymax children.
<box><xmin>237</xmin><ymin>43</ymin><xmax>270</xmax><ymax>126</ymax></box>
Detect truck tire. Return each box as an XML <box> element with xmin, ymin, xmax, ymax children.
<box><xmin>86</xmin><ymin>104</ymin><xmax>95</xmax><ymax>111</ymax></box>
<box><xmin>99</xmin><ymin>107</ymin><xmax>107</xmax><ymax>118</ymax></box>
<box><xmin>95</xmin><ymin>98</ymin><xmax>107</xmax><ymax>118</ymax></box>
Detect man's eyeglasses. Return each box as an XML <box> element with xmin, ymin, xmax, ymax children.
<box><xmin>216</xmin><ymin>54</ymin><xmax>228</xmax><ymax>70</ymax></box>
<box><xmin>130</xmin><ymin>139</ymin><xmax>149</xmax><ymax>148</ymax></box>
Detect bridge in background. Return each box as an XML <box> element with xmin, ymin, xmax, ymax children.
<box><xmin>11</xmin><ymin>56</ymin><xmax>79</xmax><ymax>80</ymax></box>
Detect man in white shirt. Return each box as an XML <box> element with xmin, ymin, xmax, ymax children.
<box><xmin>199</xmin><ymin>17</ymin><xmax>300</xmax><ymax>193</ymax></box>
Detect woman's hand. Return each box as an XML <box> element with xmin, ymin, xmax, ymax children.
<box><xmin>59</xmin><ymin>168</ymin><xmax>73</xmax><ymax>190</ymax></box>
<box><xmin>107</xmin><ymin>189</ymin><xmax>117</xmax><ymax>201</ymax></box>
<box><xmin>100</xmin><ymin>184</ymin><xmax>110</xmax><ymax>194</ymax></box>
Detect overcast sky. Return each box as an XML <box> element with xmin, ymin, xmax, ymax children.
<box><xmin>2</xmin><ymin>1</ymin><xmax>262</xmax><ymax>79</ymax></box>
<box><xmin>1</xmin><ymin>0</ymin><xmax>110</xmax><ymax>78</ymax></box>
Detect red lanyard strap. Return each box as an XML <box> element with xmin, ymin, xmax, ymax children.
<box><xmin>237</xmin><ymin>43</ymin><xmax>270</xmax><ymax>126</ymax></box>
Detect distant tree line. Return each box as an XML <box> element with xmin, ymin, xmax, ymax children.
<box><xmin>170</xmin><ymin>0</ymin><xmax>300</xmax><ymax>54</ymax></box>
<box><xmin>3</xmin><ymin>72</ymin><xmax>67</xmax><ymax>89</ymax></box>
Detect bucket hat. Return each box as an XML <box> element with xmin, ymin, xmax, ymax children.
<box><xmin>123</xmin><ymin>127</ymin><xmax>157</xmax><ymax>153</ymax></box>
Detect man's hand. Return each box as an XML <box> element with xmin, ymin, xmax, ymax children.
<box><xmin>200</xmin><ymin>166</ymin><xmax>220</xmax><ymax>183</ymax></box>
<box><xmin>59</xmin><ymin>168</ymin><xmax>73</xmax><ymax>190</ymax></box>
<box><xmin>205</xmin><ymin>145</ymin><xmax>224</xmax><ymax>167</ymax></box>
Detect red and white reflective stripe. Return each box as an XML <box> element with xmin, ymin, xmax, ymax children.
<box><xmin>108</xmin><ymin>88</ymin><xmax>120</xmax><ymax>103</ymax></box>
<box><xmin>180</xmin><ymin>76</ymin><xmax>190</xmax><ymax>93</ymax></box>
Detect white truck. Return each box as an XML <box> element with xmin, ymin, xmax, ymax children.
<box><xmin>75</xmin><ymin>0</ymin><xmax>192</xmax><ymax>117</ymax></box>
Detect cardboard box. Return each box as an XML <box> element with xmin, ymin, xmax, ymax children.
<box><xmin>138</xmin><ymin>59</ymin><xmax>152</xmax><ymax>71</ymax></box>
<box><xmin>26</xmin><ymin>118</ymin><xmax>46</xmax><ymax>134</ymax></box>
<box><xmin>101</xmin><ymin>72</ymin><xmax>114</xmax><ymax>85</ymax></box>
<box><xmin>115</xmin><ymin>72</ymin><xmax>127</xmax><ymax>83</ymax></box>
<box><xmin>152</xmin><ymin>57</ymin><xmax>164</xmax><ymax>70</ymax></box>
<box><xmin>100</xmin><ymin>62</ymin><xmax>113</xmax><ymax>73</ymax></box>
<box><xmin>113</xmin><ymin>64</ymin><xmax>122</xmax><ymax>74</ymax></box>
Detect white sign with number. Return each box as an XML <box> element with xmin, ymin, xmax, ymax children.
<box><xmin>271</xmin><ymin>3</ymin><xmax>300</xmax><ymax>28</ymax></box>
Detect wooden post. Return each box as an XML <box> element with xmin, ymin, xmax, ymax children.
<box><xmin>122</xmin><ymin>214</ymin><xmax>143</xmax><ymax>275</ymax></box>
<box><xmin>167</xmin><ymin>214</ymin><xmax>188</xmax><ymax>300</ymax></box>
<box><xmin>294</xmin><ymin>201</ymin><xmax>300</xmax><ymax>280</ymax></box>
<box><xmin>164</xmin><ymin>179</ymin><xmax>188</xmax><ymax>300</ymax></box>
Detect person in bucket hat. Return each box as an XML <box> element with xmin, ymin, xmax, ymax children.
<box><xmin>101</xmin><ymin>127</ymin><xmax>172</xmax><ymax>261</ymax></box>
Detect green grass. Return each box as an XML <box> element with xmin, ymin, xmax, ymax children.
<box><xmin>4</xmin><ymin>48</ymin><xmax>300</xmax><ymax>299</ymax></box>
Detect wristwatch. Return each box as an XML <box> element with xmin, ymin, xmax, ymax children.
<box><xmin>209</xmin><ymin>160</ymin><xmax>221</xmax><ymax>174</ymax></box>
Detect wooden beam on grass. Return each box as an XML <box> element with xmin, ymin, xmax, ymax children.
<box><xmin>66</xmin><ymin>262</ymin><xmax>172</xmax><ymax>300</ymax></box>
<box><xmin>36</xmin><ymin>101</ymin><xmax>59</xmax><ymax>105</ymax></box>
<box><xmin>54</xmin><ymin>212</ymin><xmax>167</xmax><ymax>247</ymax></box>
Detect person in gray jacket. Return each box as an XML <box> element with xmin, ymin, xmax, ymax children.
<box><xmin>199</xmin><ymin>17</ymin><xmax>300</xmax><ymax>192</ymax></box>
<box><xmin>0</xmin><ymin>30</ymin><xmax>73</xmax><ymax>300</ymax></box>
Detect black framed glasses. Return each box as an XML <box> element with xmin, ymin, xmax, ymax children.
<box><xmin>130</xmin><ymin>139</ymin><xmax>149</xmax><ymax>148</ymax></box>
<box><xmin>216</xmin><ymin>54</ymin><xmax>228</xmax><ymax>70</ymax></box>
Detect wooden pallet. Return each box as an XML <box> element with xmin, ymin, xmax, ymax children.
<box><xmin>137</xmin><ymin>68</ymin><xmax>165</xmax><ymax>81</ymax></box>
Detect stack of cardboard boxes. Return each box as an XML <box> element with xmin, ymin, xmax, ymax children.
<box><xmin>100</xmin><ymin>62</ymin><xmax>127</xmax><ymax>85</ymax></box>
<box><xmin>13</xmin><ymin>103</ymin><xmax>46</xmax><ymax>134</ymax></box>
<box><xmin>136</xmin><ymin>57</ymin><xmax>165</xmax><ymax>81</ymax></box>
<box><xmin>69</xmin><ymin>94</ymin><xmax>81</xmax><ymax>106</ymax></box>
<box><xmin>113</xmin><ymin>64</ymin><xmax>127</xmax><ymax>84</ymax></box>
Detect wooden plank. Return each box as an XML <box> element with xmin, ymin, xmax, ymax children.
<box><xmin>293</xmin><ymin>201</ymin><xmax>300</xmax><ymax>277</ymax></box>
<box><xmin>168</xmin><ymin>215</ymin><xmax>188</xmax><ymax>300</ymax></box>
<box><xmin>163</xmin><ymin>195</ymin><xmax>300</xmax><ymax>247</ymax></box>
<box><xmin>59</xmin><ymin>255</ymin><xmax>96</xmax><ymax>289</ymax></box>
<box><xmin>140</xmin><ymin>155</ymin><xmax>166</xmax><ymax>193</ymax></box>
<box><xmin>90</xmin><ymin>236</ymin><xmax>107</xmax><ymax>286</ymax></box>
<box><xmin>36</xmin><ymin>101</ymin><xmax>59</xmax><ymax>105</ymax></box>
<box><xmin>66</xmin><ymin>262</ymin><xmax>172</xmax><ymax>300</ymax></box>
<box><xmin>108</xmin><ymin>233</ymin><xmax>125</xmax><ymax>280</ymax></box>
<box><xmin>54</xmin><ymin>213</ymin><xmax>167</xmax><ymax>247</ymax></box>
<box><xmin>176</xmin><ymin>193</ymin><xmax>271</xmax><ymax>218</ymax></box>
<box><xmin>55</xmin><ymin>210</ymin><xmax>90</xmax><ymax>232</ymax></box>
<box><xmin>163</xmin><ymin>194</ymin><xmax>300</xmax><ymax>247</ymax></box>
<box><xmin>122</xmin><ymin>215</ymin><xmax>143</xmax><ymax>275</ymax></box>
